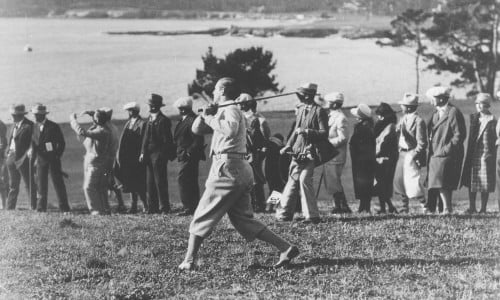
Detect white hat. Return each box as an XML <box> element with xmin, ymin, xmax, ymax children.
<box><xmin>123</xmin><ymin>101</ymin><xmax>140</xmax><ymax>111</ymax></box>
<box><xmin>324</xmin><ymin>92</ymin><xmax>344</xmax><ymax>103</ymax></box>
<box><xmin>173</xmin><ymin>96</ymin><xmax>193</xmax><ymax>109</ymax></box>
<box><xmin>350</xmin><ymin>103</ymin><xmax>372</xmax><ymax>119</ymax></box>
<box><xmin>399</xmin><ymin>93</ymin><xmax>419</xmax><ymax>106</ymax></box>
<box><xmin>426</xmin><ymin>86</ymin><xmax>451</xmax><ymax>99</ymax></box>
<box><xmin>236</xmin><ymin>93</ymin><xmax>253</xmax><ymax>103</ymax></box>
<box><xmin>475</xmin><ymin>93</ymin><xmax>492</xmax><ymax>105</ymax></box>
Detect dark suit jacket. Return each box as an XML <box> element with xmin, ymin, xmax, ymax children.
<box><xmin>461</xmin><ymin>113</ymin><xmax>497</xmax><ymax>189</ymax></box>
<box><xmin>6</xmin><ymin>118</ymin><xmax>34</xmax><ymax>162</ymax></box>
<box><xmin>173</xmin><ymin>112</ymin><xmax>205</xmax><ymax>162</ymax></box>
<box><xmin>32</xmin><ymin>119</ymin><xmax>65</xmax><ymax>164</ymax></box>
<box><xmin>427</xmin><ymin>104</ymin><xmax>466</xmax><ymax>190</ymax></box>
<box><xmin>141</xmin><ymin>112</ymin><xmax>175</xmax><ymax>162</ymax></box>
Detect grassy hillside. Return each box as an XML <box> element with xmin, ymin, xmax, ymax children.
<box><xmin>1</xmin><ymin>100</ymin><xmax>500</xmax><ymax>298</ymax></box>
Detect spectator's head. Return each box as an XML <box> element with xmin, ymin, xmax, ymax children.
<box><xmin>214</xmin><ymin>77</ymin><xmax>240</xmax><ymax>103</ymax></box>
<box><xmin>31</xmin><ymin>103</ymin><xmax>49</xmax><ymax>123</ymax></box>
<box><xmin>9</xmin><ymin>104</ymin><xmax>27</xmax><ymax>122</ymax></box>
<box><xmin>426</xmin><ymin>86</ymin><xmax>450</xmax><ymax>107</ymax></box>
<box><xmin>350</xmin><ymin>103</ymin><xmax>372</xmax><ymax>122</ymax></box>
<box><xmin>475</xmin><ymin>93</ymin><xmax>492</xmax><ymax>114</ymax></box>
<box><xmin>399</xmin><ymin>93</ymin><xmax>419</xmax><ymax>114</ymax></box>
<box><xmin>324</xmin><ymin>92</ymin><xmax>344</xmax><ymax>110</ymax></box>
<box><xmin>123</xmin><ymin>102</ymin><xmax>140</xmax><ymax>118</ymax></box>
<box><xmin>236</xmin><ymin>93</ymin><xmax>256</xmax><ymax>112</ymax></box>
<box><xmin>375</xmin><ymin>102</ymin><xmax>397</xmax><ymax>124</ymax></box>
<box><xmin>93</xmin><ymin>109</ymin><xmax>108</xmax><ymax>126</ymax></box>
<box><xmin>147</xmin><ymin>93</ymin><xmax>164</xmax><ymax>113</ymax></box>
<box><xmin>173</xmin><ymin>96</ymin><xmax>193</xmax><ymax>116</ymax></box>
<box><xmin>296</xmin><ymin>82</ymin><xmax>317</xmax><ymax>104</ymax></box>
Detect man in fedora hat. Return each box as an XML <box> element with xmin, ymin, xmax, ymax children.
<box><xmin>393</xmin><ymin>93</ymin><xmax>427</xmax><ymax>213</ymax></box>
<box><xmin>140</xmin><ymin>93</ymin><xmax>175</xmax><ymax>214</ymax></box>
<box><xmin>276</xmin><ymin>82</ymin><xmax>329</xmax><ymax>224</ymax></box>
<box><xmin>0</xmin><ymin>118</ymin><xmax>8</xmax><ymax>208</ymax></box>
<box><xmin>425</xmin><ymin>86</ymin><xmax>466</xmax><ymax>215</ymax></box>
<box><xmin>5</xmin><ymin>104</ymin><xmax>37</xmax><ymax>209</ymax></box>
<box><xmin>30</xmin><ymin>104</ymin><xmax>70</xmax><ymax>212</ymax></box>
<box><xmin>70</xmin><ymin>109</ymin><xmax>113</xmax><ymax>215</ymax></box>
<box><xmin>114</xmin><ymin>102</ymin><xmax>148</xmax><ymax>213</ymax></box>
<box><xmin>173</xmin><ymin>96</ymin><xmax>205</xmax><ymax>216</ymax></box>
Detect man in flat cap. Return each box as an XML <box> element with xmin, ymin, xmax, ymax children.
<box><xmin>179</xmin><ymin>77</ymin><xmax>298</xmax><ymax>270</ymax></box>
<box><xmin>393</xmin><ymin>93</ymin><xmax>427</xmax><ymax>213</ymax></box>
<box><xmin>276</xmin><ymin>83</ymin><xmax>329</xmax><ymax>224</ymax></box>
<box><xmin>115</xmin><ymin>102</ymin><xmax>148</xmax><ymax>213</ymax></box>
<box><xmin>70</xmin><ymin>109</ymin><xmax>113</xmax><ymax>215</ymax></box>
<box><xmin>140</xmin><ymin>93</ymin><xmax>176</xmax><ymax>214</ymax></box>
<box><xmin>5</xmin><ymin>104</ymin><xmax>37</xmax><ymax>210</ymax></box>
<box><xmin>173</xmin><ymin>96</ymin><xmax>205</xmax><ymax>216</ymax></box>
<box><xmin>30</xmin><ymin>104</ymin><xmax>70</xmax><ymax>212</ymax></box>
<box><xmin>237</xmin><ymin>93</ymin><xmax>271</xmax><ymax>213</ymax></box>
<box><xmin>320</xmin><ymin>92</ymin><xmax>352</xmax><ymax>214</ymax></box>
<box><xmin>100</xmin><ymin>107</ymin><xmax>126</xmax><ymax>213</ymax></box>
<box><xmin>425</xmin><ymin>86</ymin><xmax>466</xmax><ymax>215</ymax></box>
<box><xmin>0</xmin><ymin>117</ymin><xmax>7</xmax><ymax>208</ymax></box>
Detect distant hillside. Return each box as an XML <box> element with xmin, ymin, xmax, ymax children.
<box><xmin>0</xmin><ymin>0</ymin><xmax>439</xmax><ymax>18</ymax></box>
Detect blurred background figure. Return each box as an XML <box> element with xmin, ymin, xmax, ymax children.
<box><xmin>349</xmin><ymin>103</ymin><xmax>375</xmax><ymax>214</ymax></box>
<box><xmin>373</xmin><ymin>102</ymin><xmax>398</xmax><ymax>214</ymax></box>
<box><xmin>5</xmin><ymin>104</ymin><xmax>36</xmax><ymax>210</ymax></box>
<box><xmin>394</xmin><ymin>93</ymin><xmax>427</xmax><ymax>214</ymax></box>
<box><xmin>140</xmin><ymin>93</ymin><xmax>176</xmax><ymax>214</ymax></box>
<box><xmin>0</xmin><ymin>118</ymin><xmax>7</xmax><ymax>208</ymax></box>
<box><xmin>461</xmin><ymin>93</ymin><xmax>496</xmax><ymax>214</ymax></box>
<box><xmin>100</xmin><ymin>107</ymin><xmax>126</xmax><ymax>213</ymax></box>
<box><xmin>114</xmin><ymin>102</ymin><xmax>148</xmax><ymax>214</ymax></box>
<box><xmin>70</xmin><ymin>109</ymin><xmax>112</xmax><ymax>215</ymax></box>
<box><xmin>425</xmin><ymin>86</ymin><xmax>466</xmax><ymax>215</ymax></box>
<box><xmin>264</xmin><ymin>133</ymin><xmax>290</xmax><ymax>212</ymax></box>
<box><xmin>173</xmin><ymin>96</ymin><xmax>205</xmax><ymax>216</ymax></box>
<box><xmin>320</xmin><ymin>92</ymin><xmax>351</xmax><ymax>214</ymax></box>
<box><xmin>238</xmin><ymin>93</ymin><xmax>270</xmax><ymax>213</ymax></box>
<box><xmin>30</xmin><ymin>104</ymin><xmax>70</xmax><ymax>213</ymax></box>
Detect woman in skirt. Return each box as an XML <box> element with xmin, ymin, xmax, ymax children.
<box><xmin>349</xmin><ymin>103</ymin><xmax>376</xmax><ymax>213</ymax></box>
<box><xmin>373</xmin><ymin>103</ymin><xmax>399</xmax><ymax>214</ymax></box>
<box><xmin>461</xmin><ymin>93</ymin><xmax>497</xmax><ymax>213</ymax></box>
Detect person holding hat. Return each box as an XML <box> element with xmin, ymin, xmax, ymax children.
<box><xmin>5</xmin><ymin>104</ymin><xmax>37</xmax><ymax>210</ymax></box>
<box><xmin>0</xmin><ymin>118</ymin><xmax>7</xmax><ymax>208</ymax></box>
<box><xmin>320</xmin><ymin>92</ymin><xmax>352</xmax><ymax>214</ymax></box>
<box><xmin>393</xmin><ymin>93</ymin><xmax>427</xmax><ymax>213</ymax></box>
<box><xmin>30</xmin><ymin>104</ymin><xmax>70</xmax><ymax>212</ymax></box>
<box><xmin>173</xmin><ymin>96</ymin><xmax>205</xmax><ymax>216</ymax></box>
<box><xmin>276</xmin><ymin>82</ymin><xmax>329</xmax><ymax>224</ymax></box>
<box><xmin>373</xmin><ymin>102</ymin><xmax>399</xmax><ymax>214</ymax></box>
<box><xmin>237</xmin><ymin>93</ymin><xmax>271</xmax><ymax>213</ymax></box>
<box><xmin>349</xmin><ymin>103</ymin><xmax>376</xmax><ymax>213</ymax></box>
<box><xmin>70</xmin><ymin>109</ymin><xmax>113</xmax><ymax>215</ymax></box>
<box><xmin>180</xmin><ymin>77</ymin><xmax>299</xmax><ymax>270</ymax></box>
<box><xmin>114</xmin><ymin>102</ymin><xmax>148</xmax><ymax>214</ymax></box>
<box><xmin>139</xmin><ymin>93</ymin><xmax>176</xmax><ymax>214</ymax></box>
<box><xmin>425</xmin><ymin>86</ymin><xmax>466</xmax><ymax>215</ymax></box>
<box><xmin>461</xmin><ymin>93</ymin><xmax>496</xmax><ymax>214</ymax></box>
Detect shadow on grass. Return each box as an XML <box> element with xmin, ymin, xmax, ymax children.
<box><xmin>324</xmin><ymin>213</ymin><xmax>500</xmax><ymax>223</ymax></box>
<box><xmin>294</xmin><ymin>256</ymin><xmax>500</xmax><ymax>268</ymax></box>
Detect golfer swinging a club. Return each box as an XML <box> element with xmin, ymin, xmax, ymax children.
<box><xmin>179</xmin><ymin>77</ymin><xmax>299</xmax><ymax>270</ymax></box>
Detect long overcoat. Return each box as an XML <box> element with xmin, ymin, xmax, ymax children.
<box><xmin>115</xmin><ymin>117</ymin><xmax>146</xmax><ymax>193</ymax></box>
<box><xmin>374</xmin><ymin>123</ymin><xmax>398</xmax><ymax>200</ymax></box>
<box><xmin>427</xmin><ymin>104</ymin><xmax>466</xmax><ymax>190</ymax></box>
<box><xmin>460</xmin><ymin>112</ymin><xmax>497</xmax><ymax>190</ymax></box>
<box><xmin>350</xmin><ymin>119</ymin><xmax>376</xmax><ymax>199</ymax></box>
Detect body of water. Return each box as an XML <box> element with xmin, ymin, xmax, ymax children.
<box><xmin>0</xmin><ymin>18</ymin><xmax>455</xmax><ymax>122</ymax></box>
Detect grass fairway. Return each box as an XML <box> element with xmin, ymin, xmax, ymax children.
<box><xmin>1</xmin><ymin>100</ymin><xmax>500</xmax><ymax>299</ymax></box>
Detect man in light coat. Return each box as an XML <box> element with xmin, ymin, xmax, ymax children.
<box><xmin>425</xmin><ymin>86</ymin><xmax>466</xmax><ymax>215</ymax></box>
<box><xmin>178</xmin><ymin>77</ymin><xmax>299</xmax><ymax>270</ymax></box>
<box><xmin>320</xmin><ymin>92</ymin><xmax>351</xmax><ymax>214</ymax></box>
<box><xmin>70</xmin><ymin>109</ymin><xmax>113</xmax><ymax>215</ymax></box>
<box><xmin>393</xmin><ymin>93</ymin><xmax>427</xmax><ymax>213</ymax></box>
